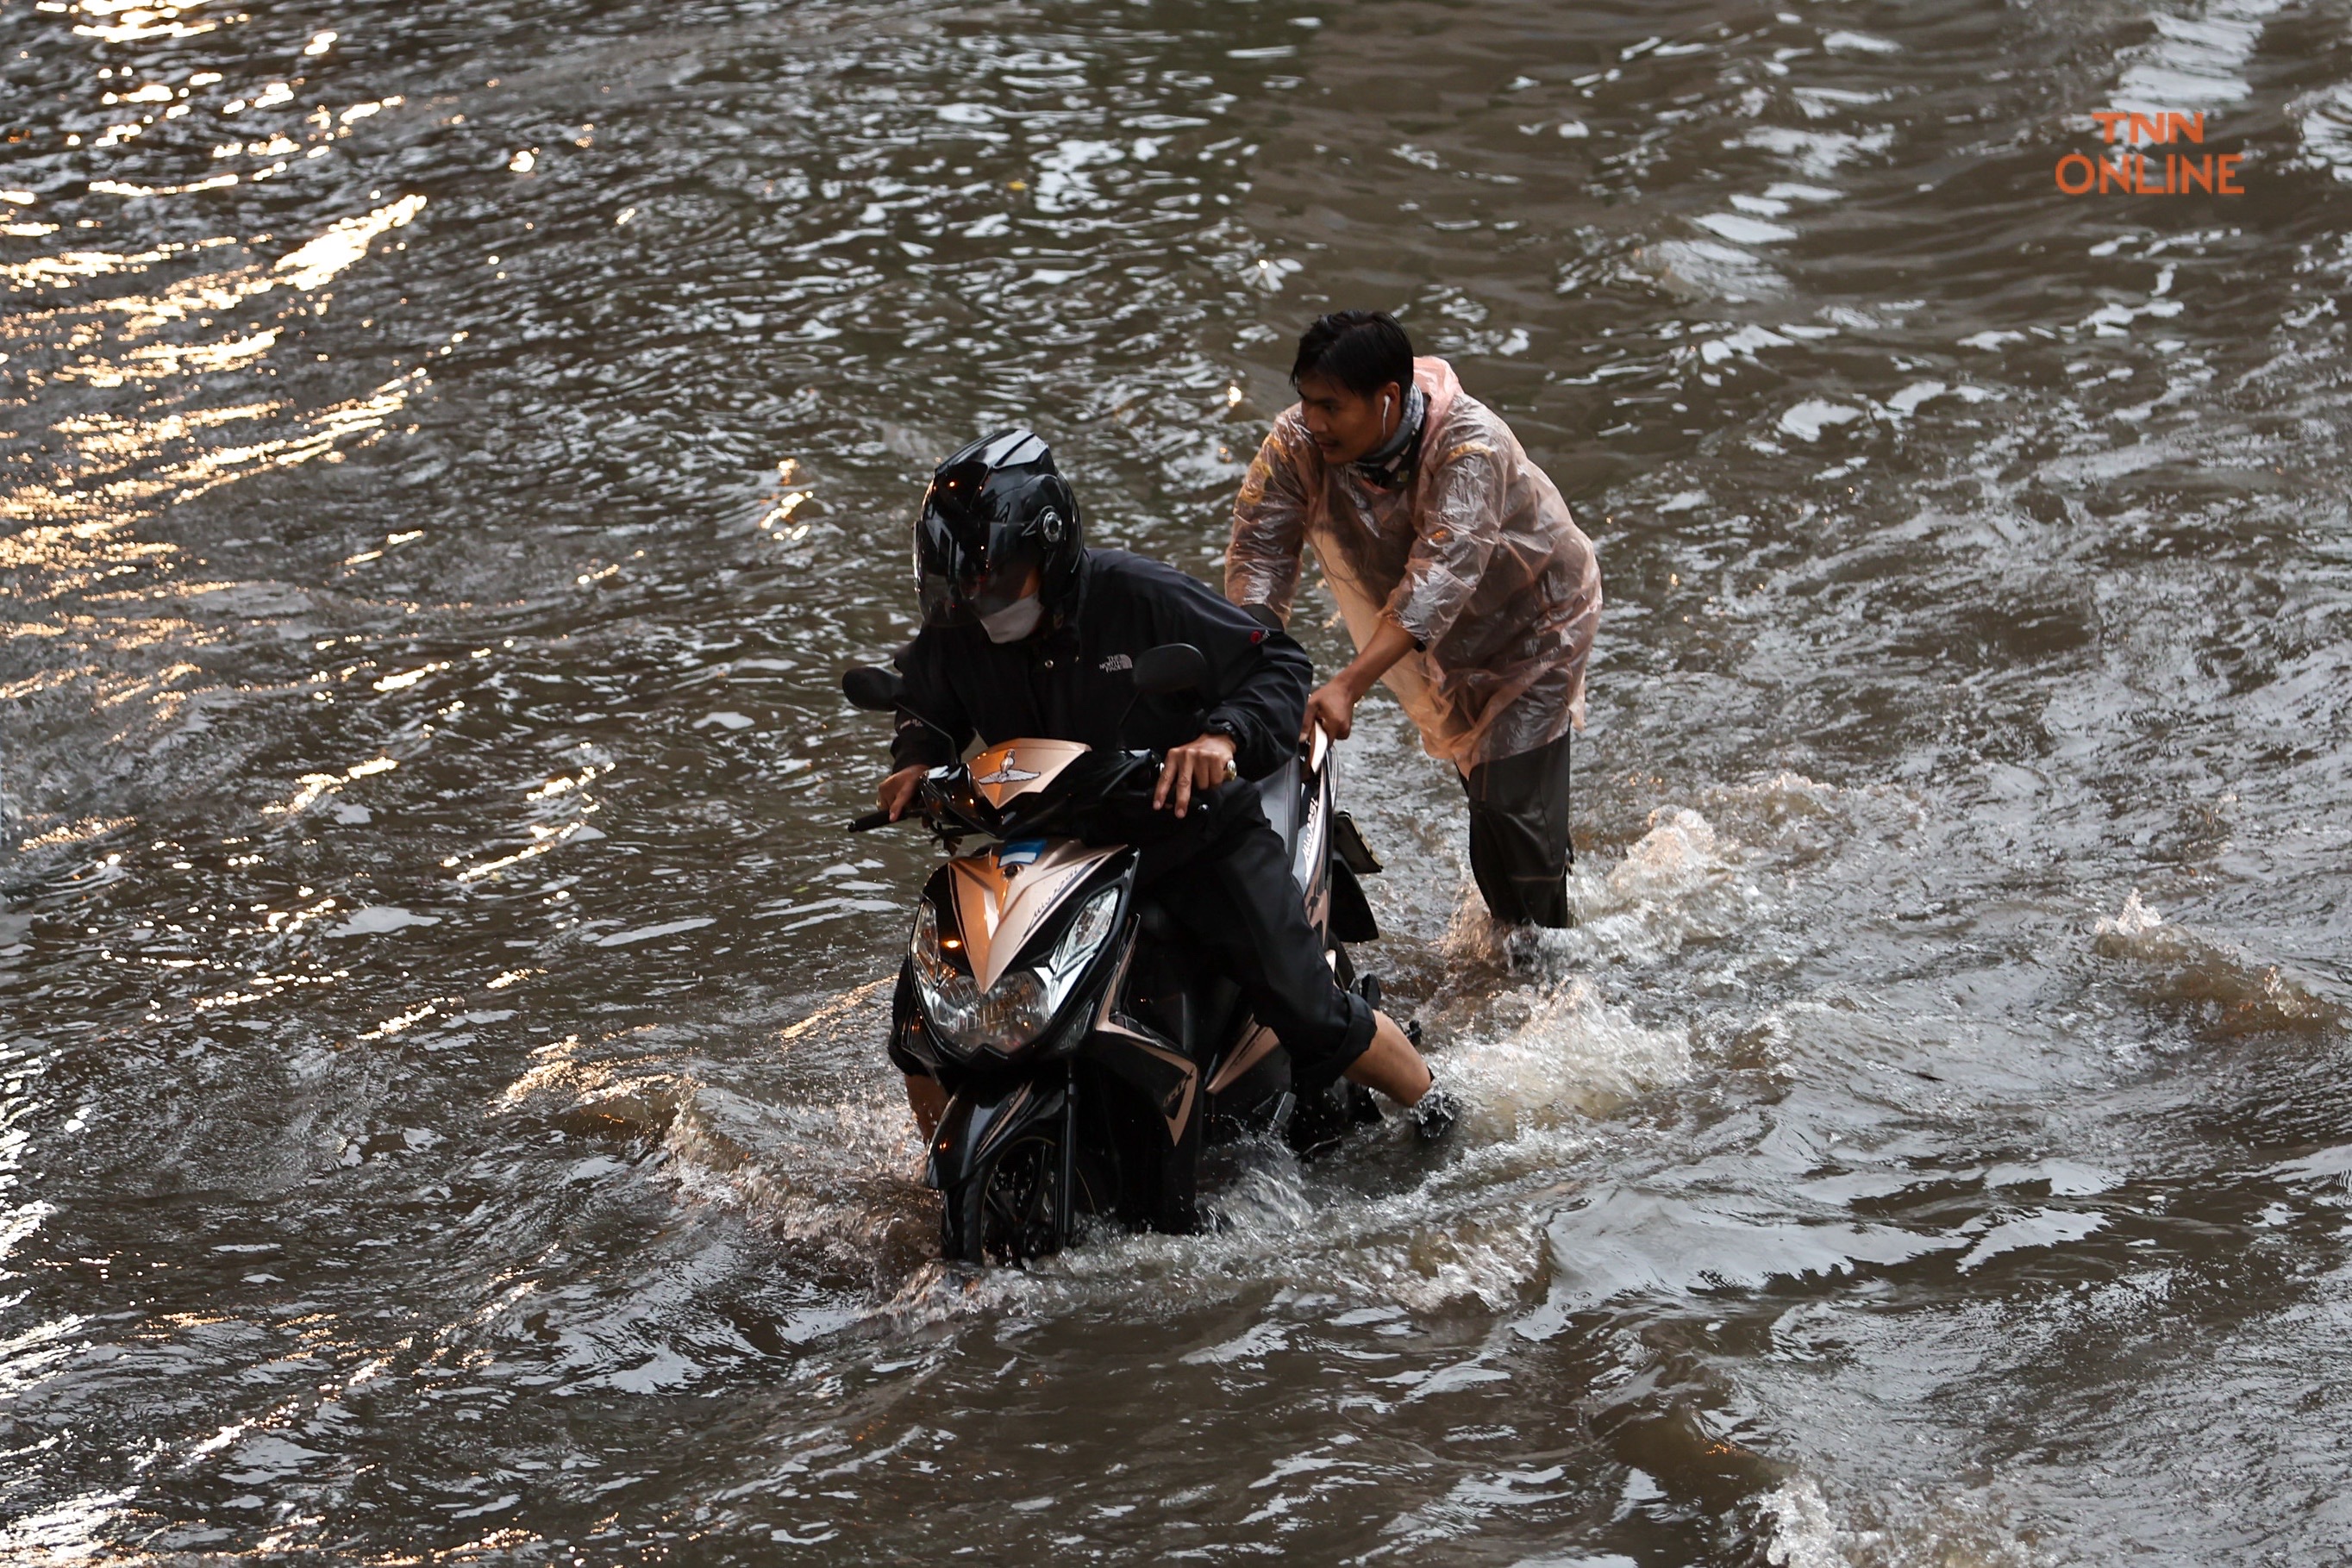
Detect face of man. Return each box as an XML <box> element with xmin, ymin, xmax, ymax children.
<box><xmin>969</xmin><ymin>563</ymin><xmax>1045</xmax><ymax>643</ymax></box>
<box><xmin>1294</xmin><ymin>372</ymin><xmax>1402</xmax><ymax>466</ymax></box>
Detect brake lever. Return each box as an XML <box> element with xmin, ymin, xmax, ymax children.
<box><xmin>853</xmin><ymin>765</ymin><xmax>964</xmax><ymax>834</ymax></box>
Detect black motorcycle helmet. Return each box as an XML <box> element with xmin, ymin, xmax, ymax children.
<box><xmin>914</xmin><ymin>428</ymin><xmax>1085</xmax><ymax>630</ymax></box>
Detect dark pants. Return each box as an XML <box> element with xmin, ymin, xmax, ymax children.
<box><xmin>1462</xmin><ymin>730</ymin><xmax>1574</xmax><ymax>928</ymax></box>
<box><xmin>1143</xmin><ymin>802</ymin><xmax>1376</xmax><ymax>1093</ymax></box>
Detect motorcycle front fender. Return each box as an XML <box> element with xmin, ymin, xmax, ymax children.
<box><xmin>925</xmin><ymin>1075</ymin><xmax>1067</xmax><ymax>1194</ymax></box>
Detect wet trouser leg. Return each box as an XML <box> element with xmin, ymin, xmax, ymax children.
<box><xmin>1148</xmin><ymin>809</ymin><xmax>1376</xmax><ymax>1094</ymax></box>
<box><xmin>1462</xmin><ymin>730</ymin><xmax>1574</xmax><ymax>928</ymax></box>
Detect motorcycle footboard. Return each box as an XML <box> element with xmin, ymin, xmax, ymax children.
<box><xmin>925</xmin><ymin>1078</ymin><xmax>1067</xmax><ymax>1196</ymax></box>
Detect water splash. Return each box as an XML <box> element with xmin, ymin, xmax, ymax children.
<box><xmin>2092</xmin><ymin>889</ymin><xmax>2341</xmax><ymax>1036</ymax></box>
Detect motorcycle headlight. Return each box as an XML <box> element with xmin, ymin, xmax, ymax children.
<box><xmin>910</xmin><ymin>886</ymin><xmax>1122</xmax><ymax>1057</ymax></box>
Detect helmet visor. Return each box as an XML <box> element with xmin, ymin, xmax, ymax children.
<box><xmin>915</xmin><ymin>515</ymin><xmax>1046</xmax><ymax>628</ymax></box>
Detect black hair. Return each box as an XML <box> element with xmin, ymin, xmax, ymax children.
<box><xmin>1290</xmin><ymin>309</ymin><xmax>1415</xmax><ymax>400</ymax></box>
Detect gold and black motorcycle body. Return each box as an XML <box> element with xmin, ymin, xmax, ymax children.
<box><xmin>841</xmin><ymin>647</ymin><xmax>1386</xmax><ymax>1266</ymax></box>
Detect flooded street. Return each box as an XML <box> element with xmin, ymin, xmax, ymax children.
<box><xmin>8</xmin><ymin>0</ymin><xmax>2352</xmax><ymax>1559</ymax></box>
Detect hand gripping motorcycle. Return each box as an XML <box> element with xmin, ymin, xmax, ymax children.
<box><xmin>841</xmin><ymin>645</ymin><xmax>1390</xmax><ymax>1266</ymax></box>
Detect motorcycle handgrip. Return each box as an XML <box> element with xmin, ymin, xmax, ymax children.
<box><xmin>848</xmin><ymin>809</ymin><xmax>895</xmax><ymax>833</ymax></box>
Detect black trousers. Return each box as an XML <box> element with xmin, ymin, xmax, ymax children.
<box><xmin>1461</xmin><ymin>729</ymin><xmax>1574</xmax><ymax>928</ymax></box>
<box><xmin>1142</xmin><ymin>802</ymin><xmax>1377</xmax><ymax>1094</ymax></box>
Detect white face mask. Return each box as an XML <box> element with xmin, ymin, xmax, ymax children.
<box><xmin>978</xmin><ymin>593</ymin><xmax>1044</xmax><ymax>644</ymax></box>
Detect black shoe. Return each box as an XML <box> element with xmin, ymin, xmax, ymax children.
<box><xmin>1286</xmin><ymin>1087</ymin><xmax>1353</xmax><ymax>1158</ymax></box>
<box><xmin>1410</xmin><ymin>1078</ymin><xmax>1461</xmax><ymax>1143</ymax></box>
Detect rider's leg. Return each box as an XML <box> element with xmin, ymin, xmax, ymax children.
<box><xmin>1154</xmin><ymin>803</ymin><xmax>1438</xmax><ymax>1106</ymax></box>
<box><xmin>1345</xmin><ymin>1010</ymin><xmax>1435</xmax><ymax>1105</ymax></box>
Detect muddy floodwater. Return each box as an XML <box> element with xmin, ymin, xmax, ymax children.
<box><xmin>7</xmin><ymin>0</ymin><xmax>2352</xmax><ymax>1560</ymax></box>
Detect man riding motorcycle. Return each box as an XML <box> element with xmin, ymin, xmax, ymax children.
<box><xmin>875</xmin><ymin>428</ymin><xmax>1455</xmax><ymax>1144</ymax></box>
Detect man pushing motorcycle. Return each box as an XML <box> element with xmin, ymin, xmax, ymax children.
<box><xmin>1228</xmin><ymin>310</ymin><xmax>1602</xmax><ymax>935</ymax></box>
<box><xmin>874</xmin><ymin>428</ymin><xmax>1455</xmax><ymax>1146</ymax></box>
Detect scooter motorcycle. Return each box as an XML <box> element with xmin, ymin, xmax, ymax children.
<box><xmin>840</xmin><ymin>645</ymin><xmax>1389</xmax><ymax>1265</ymax></box>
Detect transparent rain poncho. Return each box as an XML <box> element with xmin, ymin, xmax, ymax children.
<box><xmin>1225</xmin><ymin>357</ymin><xmax>1603</xmax><ymax>772</ymax></box>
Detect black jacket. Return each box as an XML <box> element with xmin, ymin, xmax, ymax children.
<box><xmin>891</xmin><ymin>549</ymin><xmax>1310</xmax><ymax>780</ymax></box>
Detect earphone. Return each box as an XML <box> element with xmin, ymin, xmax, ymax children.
<box><xmin>1382</xmin><ymin>393</ymin><xmax>1393</xmax><ymax>422</ymax></box>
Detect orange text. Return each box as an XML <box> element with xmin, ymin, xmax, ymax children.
<box><xmin>2057</xmin><ymin>111</ymin><xmax>2241</xmax><ymax>195</ymax></box>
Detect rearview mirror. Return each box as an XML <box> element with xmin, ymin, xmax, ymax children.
<box><xmin>841</xmin><ymin>665</ymin><xmax>906</xmax><ymax>713</ymax></box>
<box><xmin>1132</xmin><ymin>643</ymin><xmax>1209</xmax><ymax>697</ymax></box>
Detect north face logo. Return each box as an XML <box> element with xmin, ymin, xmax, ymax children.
<box><xmin>1099</xmin><ymin>653</ymin><xmax>1134</xmax><ymax>672</ymax></box>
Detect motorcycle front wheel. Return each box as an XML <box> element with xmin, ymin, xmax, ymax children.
<box><xmin>941</xmin><ymin>1128</ymin><xmax>1114</xmax><ymax>1268</ymax></box>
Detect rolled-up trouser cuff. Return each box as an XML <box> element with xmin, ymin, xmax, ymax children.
<box><xmin>1317</xmin><ymin>986</ymin><xmax>1379</xmax><ymax>1091</ymax></box>
<box><xmin>1246</xmin><ymin>973</ymin><xmax>1376</xmax><ymax>1093</ymax></box>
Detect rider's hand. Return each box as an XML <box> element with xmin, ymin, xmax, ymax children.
<box><xmin>1302</xmin><ymin>679</ymin><xmax>1358</xmax><ymax>741</ymax></box>
<box><xmin>878</xmin><ymin>765</ymin><xmax>928</xmax><ymax>821</ymax></box>
<box><xmin>1154</xmin><ymin>733</ymin><xmax>1238</xmax><ymax>819</ymax></box>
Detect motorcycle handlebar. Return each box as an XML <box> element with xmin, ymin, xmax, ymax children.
<box><xmin>846</xmin><ymin>747</ymin><xmax>1173</xmax><ymax>836</ymax></box>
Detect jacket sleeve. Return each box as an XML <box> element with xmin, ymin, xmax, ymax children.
<box><xmin>1204</xmin><ymin>625</ymin><xmax>1312</xmax><ymax>781</ymax></box>
<box><xmin>1151</xmin><ymin>564</ymin><xmax>1310</xmax><ymax>781</ymax></box>
<box><xmin>888</xmin><ymin>634</ymin><xmax>973</xmax><ymax>772</ymax></box>
<box><xmin>1224</xmin><ymin>414</ymin><xmax>1317</xmax><ymax>623</ymax></box>
<box><xmin>1387</xmin><ymin>435</ymin><xmax>1507</xmax><ymax>650</ymax></box>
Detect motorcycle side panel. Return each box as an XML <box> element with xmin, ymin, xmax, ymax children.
<box><xmin>1253</xmin><ymin>757</ymin><xmax>1301</xmax><ymax>878</ymax></box>
<box><xmin>1073</xmin><ymin>1037</ymin><xmax>1203</xmax><ymax>1234</ymax></box>
<box><xmin>1204</xmin><ymin>1019</ymin><xmax>1293</xmax><ymax>1143</ymax></box>
<box><xmin>1084</xmin><ymin>1026</ymin><xmax>1198</xmax><ymax>1143</ymax></box>
<box><xmin>1204</xmin><ymin>1021</ymin><xmax>1279</xmax><ymax>1097</ymax></box>
<box><xmin>1079</xmin><ymin>928</ymin><xmax>1221</xmax><ymax>1234</ymax></box>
